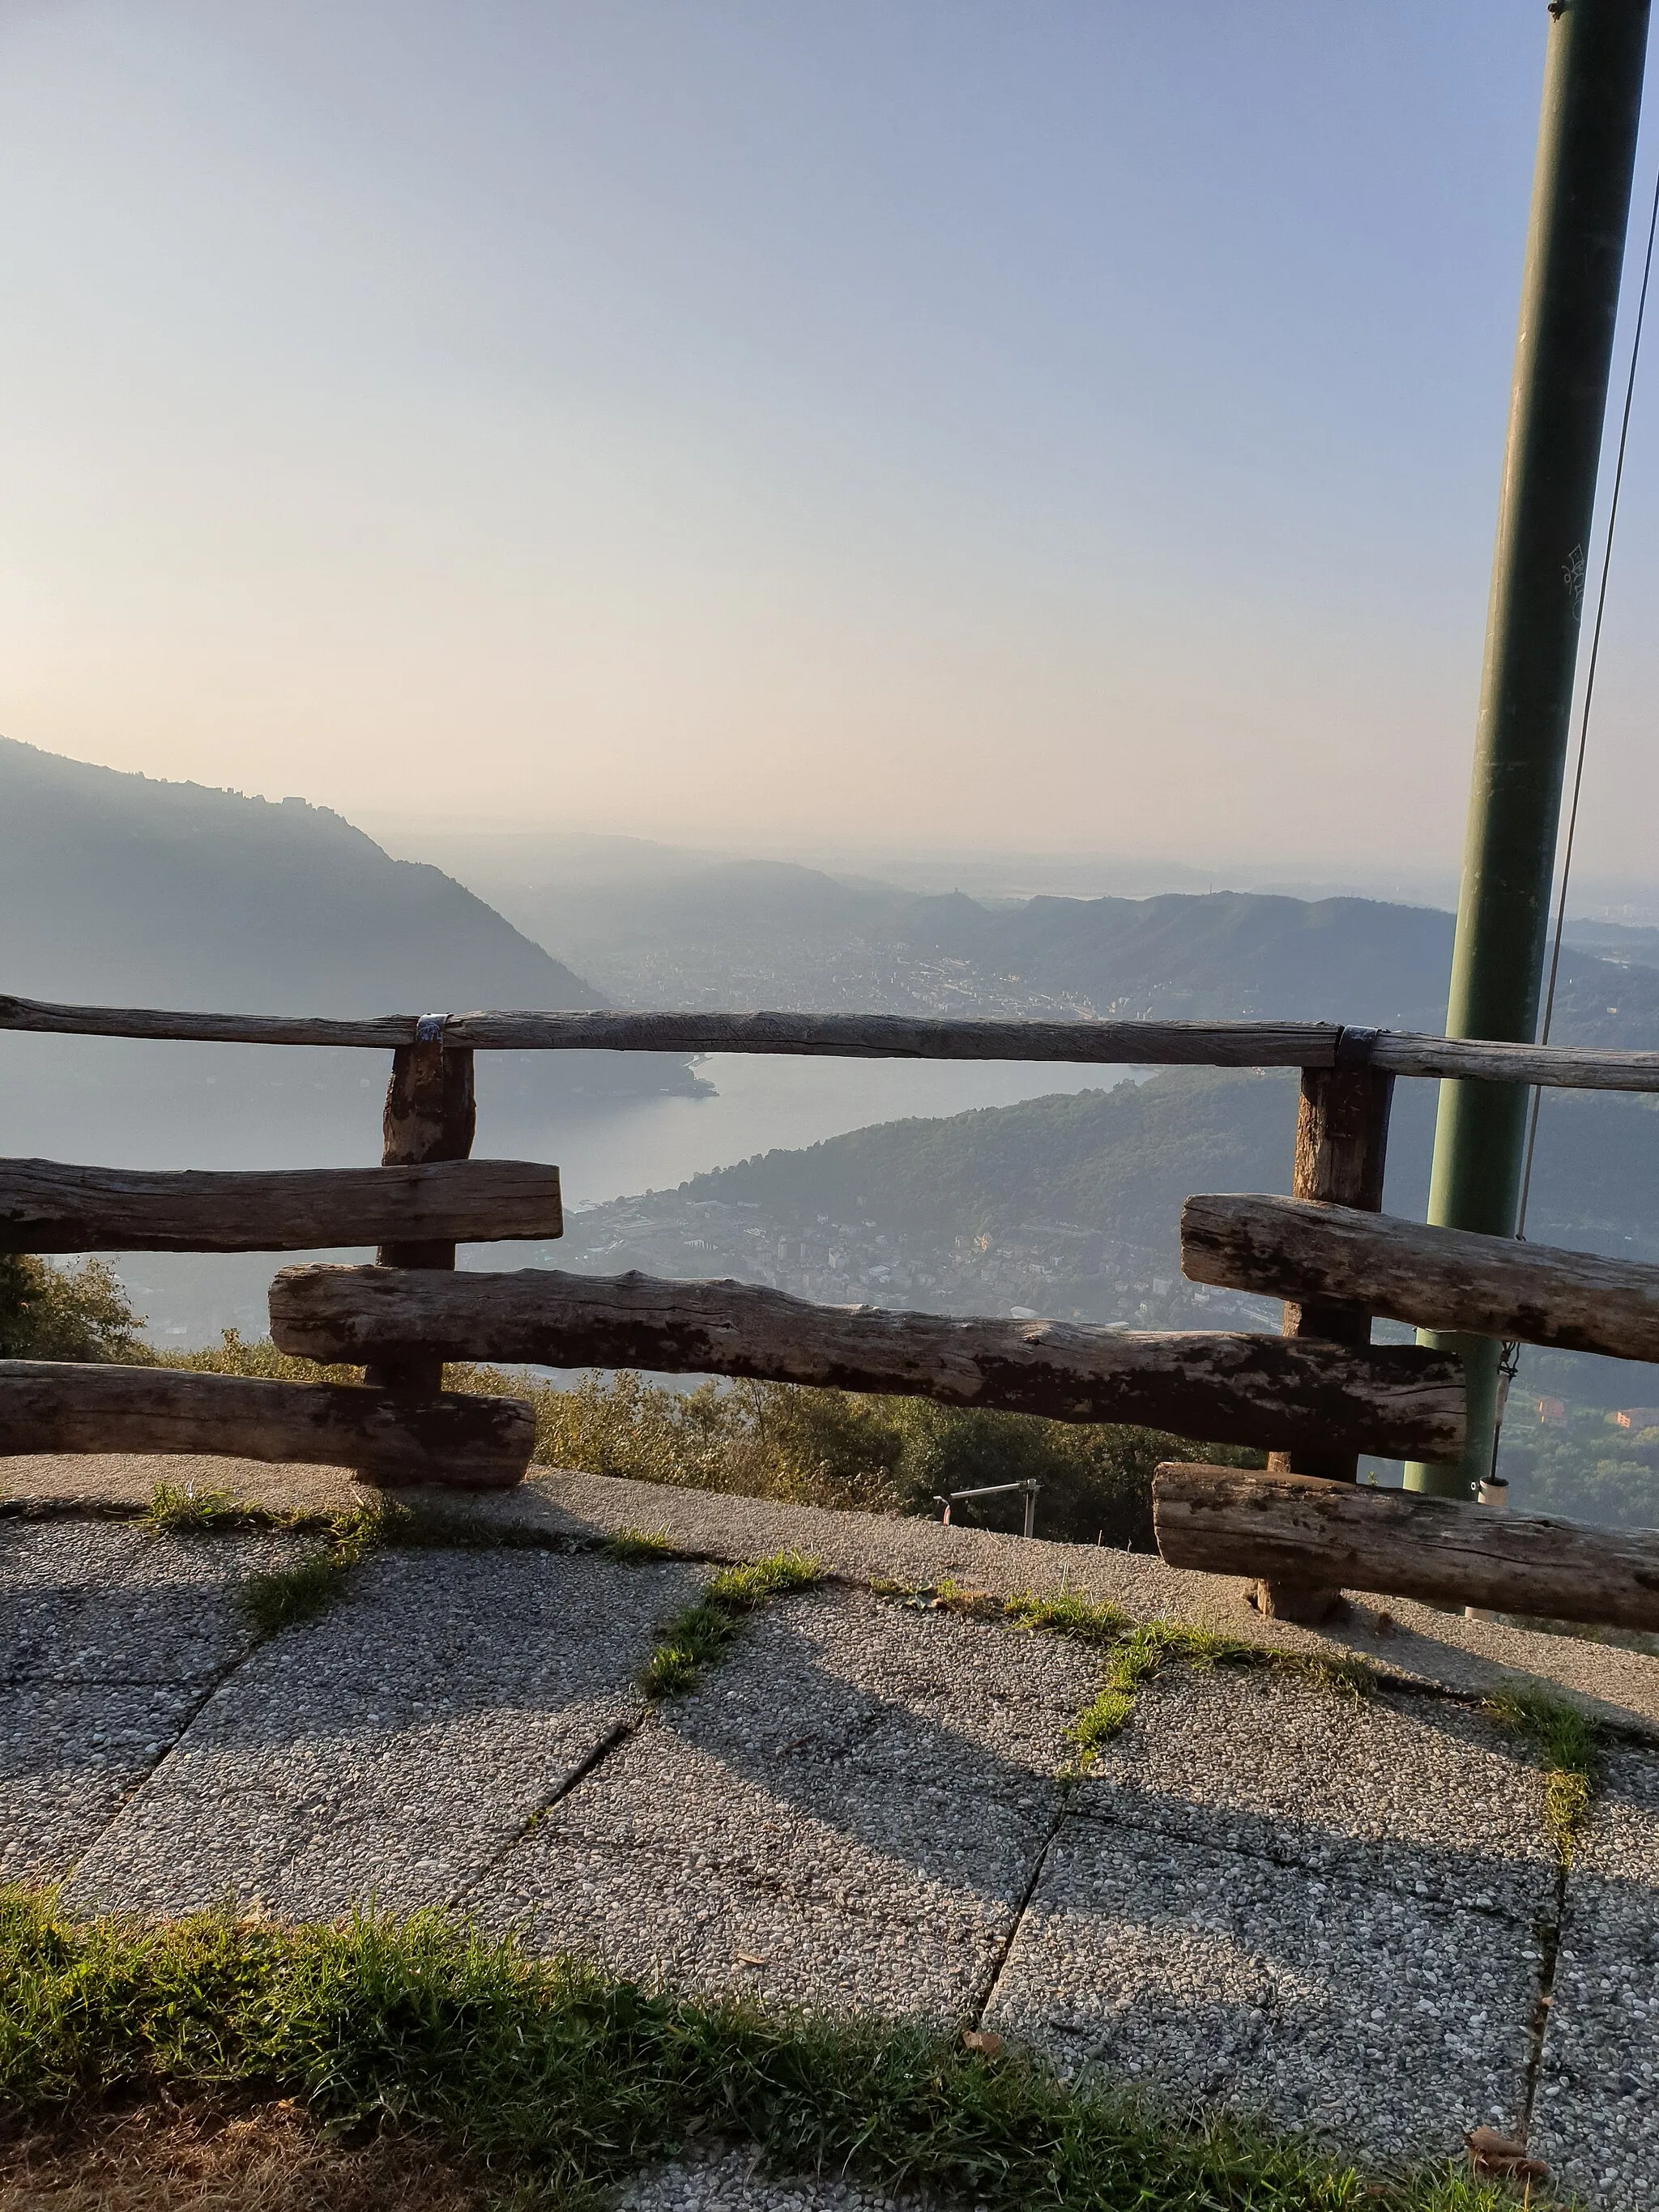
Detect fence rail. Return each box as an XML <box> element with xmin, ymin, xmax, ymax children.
<box><xmin>4</xmin><ymin>985</ymin><xmax>1658</xmax><ymax>1630</ymax></box>
<box><xmin>9</xmin><ymin>990</ymin><xmax>1659</xmax><ymax>1089</ymax></box>
<box><xmin>0</xmin><ymin>1158</ymin><xmax>563</xmax><ymax>1254</ymax></box>
<box><xmin>266</xmin><ymin>1262</ymin><xmax>1467</xmax><ymax>1461</ymax></box>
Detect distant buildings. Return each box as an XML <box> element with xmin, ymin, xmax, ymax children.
<box><xmin>1611</xmin><ymin>1406</ymin><xmax>1659</xmax><ymax>1430</ymax></box>
<box><xmin>1536</xmin><ymin>1396</ymin><xmax>1567</xmax><ymax>1426</ymax></box>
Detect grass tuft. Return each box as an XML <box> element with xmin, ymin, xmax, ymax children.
<box><xmin>241</xmin><ymin>1551</ymin><xmax>358</xmax><ymax>1639</ymax></box>
<box><xmin>1484</xmin><ymin>1686</ymin><xmax>1602</xmax><ymax>1860</ymax></box>
<box><xmin>600</xmin><ymin>1526</ymin><xmax>676</xmax><ymax>1564</ymax></box>
<box><xmin>143</xmin><ymin>1482</ymin><xmax>249</xmax><ymax>1534</ymax></box>
<box><xmin>640</xmin><ymin>1549</ymin><xmax>822</xmax><ymax>1698</ymax></box>
<box><xmin>1004</xmin><ymin>1588</ymin><xmax>1132</xmax><ymax>1646</ymax></box>
<box><xmin>0</xmin><ymin>1885</ymin><xmax>1544</xmax><ymax>2211</ymax></box>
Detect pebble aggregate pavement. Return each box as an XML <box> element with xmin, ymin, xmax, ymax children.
<box><xmin>3</xmin><ymin>1490</ymin><xmax>1657</xmax><ymax>2206</ymax></box>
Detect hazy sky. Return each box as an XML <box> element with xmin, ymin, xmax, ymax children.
<box><xmin>3</xmin><ymin>2</ymin><xmax>1657</xmax><ymax>876</ymax></box>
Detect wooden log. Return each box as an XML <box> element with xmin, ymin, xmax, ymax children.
<box><xmin>0</xmin><ymin>1360</ymin><xmax>534</xmax><ymax>1488</ymax></box>
<box><xmin>1152</xmin><ymin>1461</ymin><xmax>1659</xmax><ymax>1632</ymax></box>
<box><xmin>0</xmin><ymin>994</ymin><xmax>1343</xmax><ymax>1067</ymax></box>
<box><xmin>1183</xmin><ymin>1191</ymin><xmax>1659</xmax><ymax>1366</ymax></box>
<box><xmin>267</xmin><ymin>1264</ymin><xmax>1469</xmax><ymax>1460</ymax></box>
<box><xmin>1369</xmin><ymin>1030</ymin><xmax>1659</xmax><ymax>1091</ymax></box>
<box><xmin>13</xmin><ymin>992</ymin><xmax>1659</xmax><ymax>1089</ymax></box>
<box><xmin>1258</xmin><ymin>1060</ymin><xmax>1393</xmax><ymax>1622</ymax></box>
<box><xmin>0</xmin><ymin>1157</ymin><xmax>563</xmax><ymax>1253</ymax></box>
<box><xmin>367</xmin><ymin>1034</ymin><xmax>473</xmax><ymax>1397</ymax></box>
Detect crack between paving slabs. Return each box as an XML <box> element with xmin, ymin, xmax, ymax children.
<box><xmin>54</xmin><ymin>1634</ymin><xmax>267</xmax><ymax>1891</ymax></box>
<box><xmin>454</xmin><ymin>1712</ymin><xmax>644</xmax><ymax>1907</ymax></box>
<box><xmin>968</xmin><ymin>1797</ymin><xmax>1069</xmax><ymax>2029</ymax></box>
<box><xmin>1516</xmin><ymin>1858</ymin><xmax>1570</xmax><ymax>2147</ymax></box>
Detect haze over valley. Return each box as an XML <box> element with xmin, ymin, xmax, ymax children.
<box><xmin>9</xmin><ymin>739</ymin><xmax>1659</xmax><ymax>1524</ymax></box>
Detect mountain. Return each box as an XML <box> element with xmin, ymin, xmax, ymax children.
<box><xmin>0</xmin><ymin>738</ymin><xmax>605</xmax><ymax>1016</ymax></box>
<box><xmin>376</xmin><ymin>821</ymin><xmax>1659</xmax><ymax>1047</ymax></box>
<box><xmin>0</xmin><ymin>742</ymin><xmax>702</xmax><ymax>1191</ymax></box>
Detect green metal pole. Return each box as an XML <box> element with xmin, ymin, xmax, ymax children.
<box><xmin>1407</xmin><ymin>0</ymin><xmax>1651</xmax><ymax>1500</ymax></box>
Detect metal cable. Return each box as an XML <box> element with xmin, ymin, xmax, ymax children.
<box><xmin>1491</xmin><ymin>148</ymin><xmax>1659</xmax><ymax>1481</ymax></box>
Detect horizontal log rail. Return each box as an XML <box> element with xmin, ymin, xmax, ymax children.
<box><xmin>0</xmin><ymin>995</ymin><xmax>1341</xmax><ymax>1064</ymax></box>
<box><xmin>6</xmin><ymin>992</ymin><xmax>1659</xmax><ymax>1089</ymax></box>
<box><xmin>0</xmin><ymin>1361</ymin><xmax>535</xmax><ymax>1487</ymax></box>
<box><xmin>0</xmin><ymin>1157</ymin><xmax>563</xmax><ymax>1254</ymax></box>
<box><xmin>1153</xmin><ymin>1463</ymin><xmax>1659</xmax><ymax>1630</ymax></box>
<box><xmin>1182</xmin><ymin>1192</ymin><xmax>1659</xmax><ymax>1364</ymax></box>
<box><xmin>267</xmin><ymin>1264</ymin><xmax>1468</xmax><ymax>1460</ymax></box>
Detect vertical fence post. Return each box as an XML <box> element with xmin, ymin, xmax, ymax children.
<box><xmin>1256</xmin><ymin>1034</ymin><xmax>1394</xmax><ymax>1622</ymax></box>
<box><xmin>364</xmin><ymin>1016</ymin><xmax>476</xmax><ymax>1403</ymax></box>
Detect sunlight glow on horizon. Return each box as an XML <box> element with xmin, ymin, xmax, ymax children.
<box><xmin>2</xmin><ymin>2</ymin><xmax>1657</xmax><ymax>875</ymax></box>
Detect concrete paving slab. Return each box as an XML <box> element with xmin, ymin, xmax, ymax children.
<box><xmin>983</xmin><ymin>1813</ymin><xmax>1537</xmax><ymax>2163</ymax></box>
<box><xmin>9</xmin><ymin>1456</ymin><xmax>1659</xmax><ymax>1733</ymax></box>
<box><xmin>617</xmin><ymin>2146</ymin><xmax>942</xmax><ymax>2210</ymax></box>
<box><xmin>66</xmin><ymin>1549</ymin><xmax>702</xmax><ymax>1920</ymax></box>
<box><xmin>0</xmin><ymin>1682</ymin><xmax>201</xmax><ymax>1881</ymax></box>
<box><xmin>1073</xmin><ymin>1667</ymin><xmax>1556</xmax><ymax>1921</ymax></box>
<box><xmin>1532</xmin><ymin>1745</ymin><xmax>1659</xmax><ymax>2212</ymax></box>
<box><xmin>0</xmin><ymin>1520</ymin><xmax>292</xmax><ymax>1686</ymax></box>
<box><xmin>478</xmin><ymin>1588</ymin><xmax>1098</xmax><ymax>2021</ymax></box>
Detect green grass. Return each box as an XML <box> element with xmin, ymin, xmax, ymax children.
<box><xmin>241</xmin><ymin>1550</ymin><xmax>356</xmax><ymax>1637</ymax></box>
<box><xmin>600</xmin><ymin>1526</ymin><xmax>676</xmax><ymax>1563</ymax></box>
<box><xmin>1484</xmin><ymin>1686</ymin><xmax>1603</xmax><ymax>1860</ymax></box>
<box><xmin>143</xmin><ymin>1481</ymin><xmax>250</xmax><ymax>1534</ymax></box>
<box><xmin>233</xmin><ymin>1500</ymin><xmax>390</xmax><ymax>1639</ymax></box>
<box><xmin>640</xmin><ymin>1549</ymin><xmax>823</xmax><ymax>1698</ymax></box>
<box><xmin>899</xmin><ymin>1583</ymin><xmax>1378</xmax><ymax>1771</ymax></box>
<box><xmin>0</xmin><ymin>1886</ymin><xmax>1544</xmax><ymax>2212</ymax></box>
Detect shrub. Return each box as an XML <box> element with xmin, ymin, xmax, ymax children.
<box><xmin>0</xmin><ymin>1253</ymin><xmax>151</xmax><ymax>1363</ymax></box>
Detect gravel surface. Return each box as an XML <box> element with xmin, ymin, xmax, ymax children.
<box><xmin>615</xmin><ymin>2146</ymin><xmax>949</xmax><ymax>2211</ymax></box>
<box><xmin>477</xmin><ymin>1588</ymin><xmax>1097</xmax><ymax>2018</ymax></box>
<box><xmin>1073</xmin><ymin>1667</ymin><xmax>1555</xmax><ymax>1920</ymax></box>
<box><xmin>983</xmin><ymin>1811</ymin><xmax>1537</xmax><ymax>2161</ymax></box>
<box><xmin>10</xmin><ymin>1507</ymin><xmax>1658</xmax><ymax>2195</ymax></box>
<box><xmin>0</xmin><ymin>1519</ymin><xmax>291</xmax><ymax>1686</ymax></box>
<box><xmin>11</xmin><ymin>1455</ymin><xmax>1659</xmax><ymax>1730</ymax></box>
<box><xmin>1</xmin><ymin>1520</ymin><xmax>299</xmax><ymax>1880</ymax></box>
<box><xmin>66</xmin><ymin>1548</ymin><xmax>702</xmax><ymax>1919</ymax></box>
<box><xmin>1533</xmin><ymin>1745</ymin><xmax>1659</xmax><ymax>2212</ymax></box>
<box><xmin>1</xmin><ymin>1681</ymin><xmax>202</xmax><ymax>1879</ymax></box>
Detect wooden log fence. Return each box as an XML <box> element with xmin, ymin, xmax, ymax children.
<box><xmin>4</xmin><ymin>980</ymin><xmax>1654</xmax><ymax>1630</ymax></box>
<box><xmin>266</xmin><ymin>1263</ymin><xmax>1469</xmax><ymax>1461</ymax></box>
<box><xmin>0</xmin><ymin>1157</ymin><xmax>563</xmax><ymax>1253</ymax></box>
<box><xmin>0</xmin><ymin>1360</ymin><xmax>535</xmax><ymax>1488</ymax></box>
<box><xmin>8</xmin><ymin>988</ymin><xmax>1659</xmax><ymax>1089</ymax></box>
<box><xmin>1153</xmin><ymin>1462</ymin><xmax>1659</xmax><ymax>1632</ymax></box>
<box><xmin>1183</xmin><ymin>1191</ymin><xmax>1659</xmax><ymax>1365</ymax></box>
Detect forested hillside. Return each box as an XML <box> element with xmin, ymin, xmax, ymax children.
<box><xmin>0</xmin><ymin>738</ymin><xmax>600</xmax><ymax>1015</ymax></box>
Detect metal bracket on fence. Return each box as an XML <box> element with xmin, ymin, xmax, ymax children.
<box><xmin>1333</xmin><ymin>1025</ymin><xmax>1381</xmax><ymax>1068</ymax></box>
<box><xmin>415</xmin><ymin>1012</ymin><xmax>449</xmax><ymax>1046</ymax></box>
<box><xmin>933</xmin><ymin>1478</ymin><xmax>1039</xmax><ymax>1540</ymax></box>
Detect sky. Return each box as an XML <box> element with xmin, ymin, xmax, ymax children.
<box><xmin>2</xmin><ymin>2</ymin><xmax>1658</xmax><ymax>880</ymax></box>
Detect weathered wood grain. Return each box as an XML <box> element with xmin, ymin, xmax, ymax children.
<box><xmin>0</xmin><ymin>995</ymin><xmax>1343</xmax><ymax>1066</ymax></box>
<box><xmin>1183</xmin><ymin>1192</ymin><xmax>1659</xmax><ymax>1364</ymax></box>
<box><xmin>369</xmin><ymin>1038</ymin><xmax>476</xmax><ymax>1395</ymax></box>
<box><xmin>1152</xmin><ymin>1461</ymin><xmax>1659</xmax><ymax>1631</ymax></box>
<box><xmin>10</xmin><ymin>992</ymin><xmax>1659</xmax><ymax>1086</ymax></box>
<box><xmin>0</xmin><ymin>1360</ymin><xmax>535</xmax><ymax>1488</ymax></box>
<box><xmin>267</xmin><ymin>1264</ymin><xmax>1468</xmax><ymax>1459</ymax></box>
<box><xmin>1369</xmin><ymin>1029</ymin><xmax>1659</xmax><ymax>1090</ymax></box>
<box><xmin>0</xmin><ymin>1157</ymin><xmax>563</xmax><ymax>1253</ymax></box>
<box><xmin>1258</xmin><ymin>1062</ymin><xmax>1394</xmax><ymax>1619</ymax></box>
